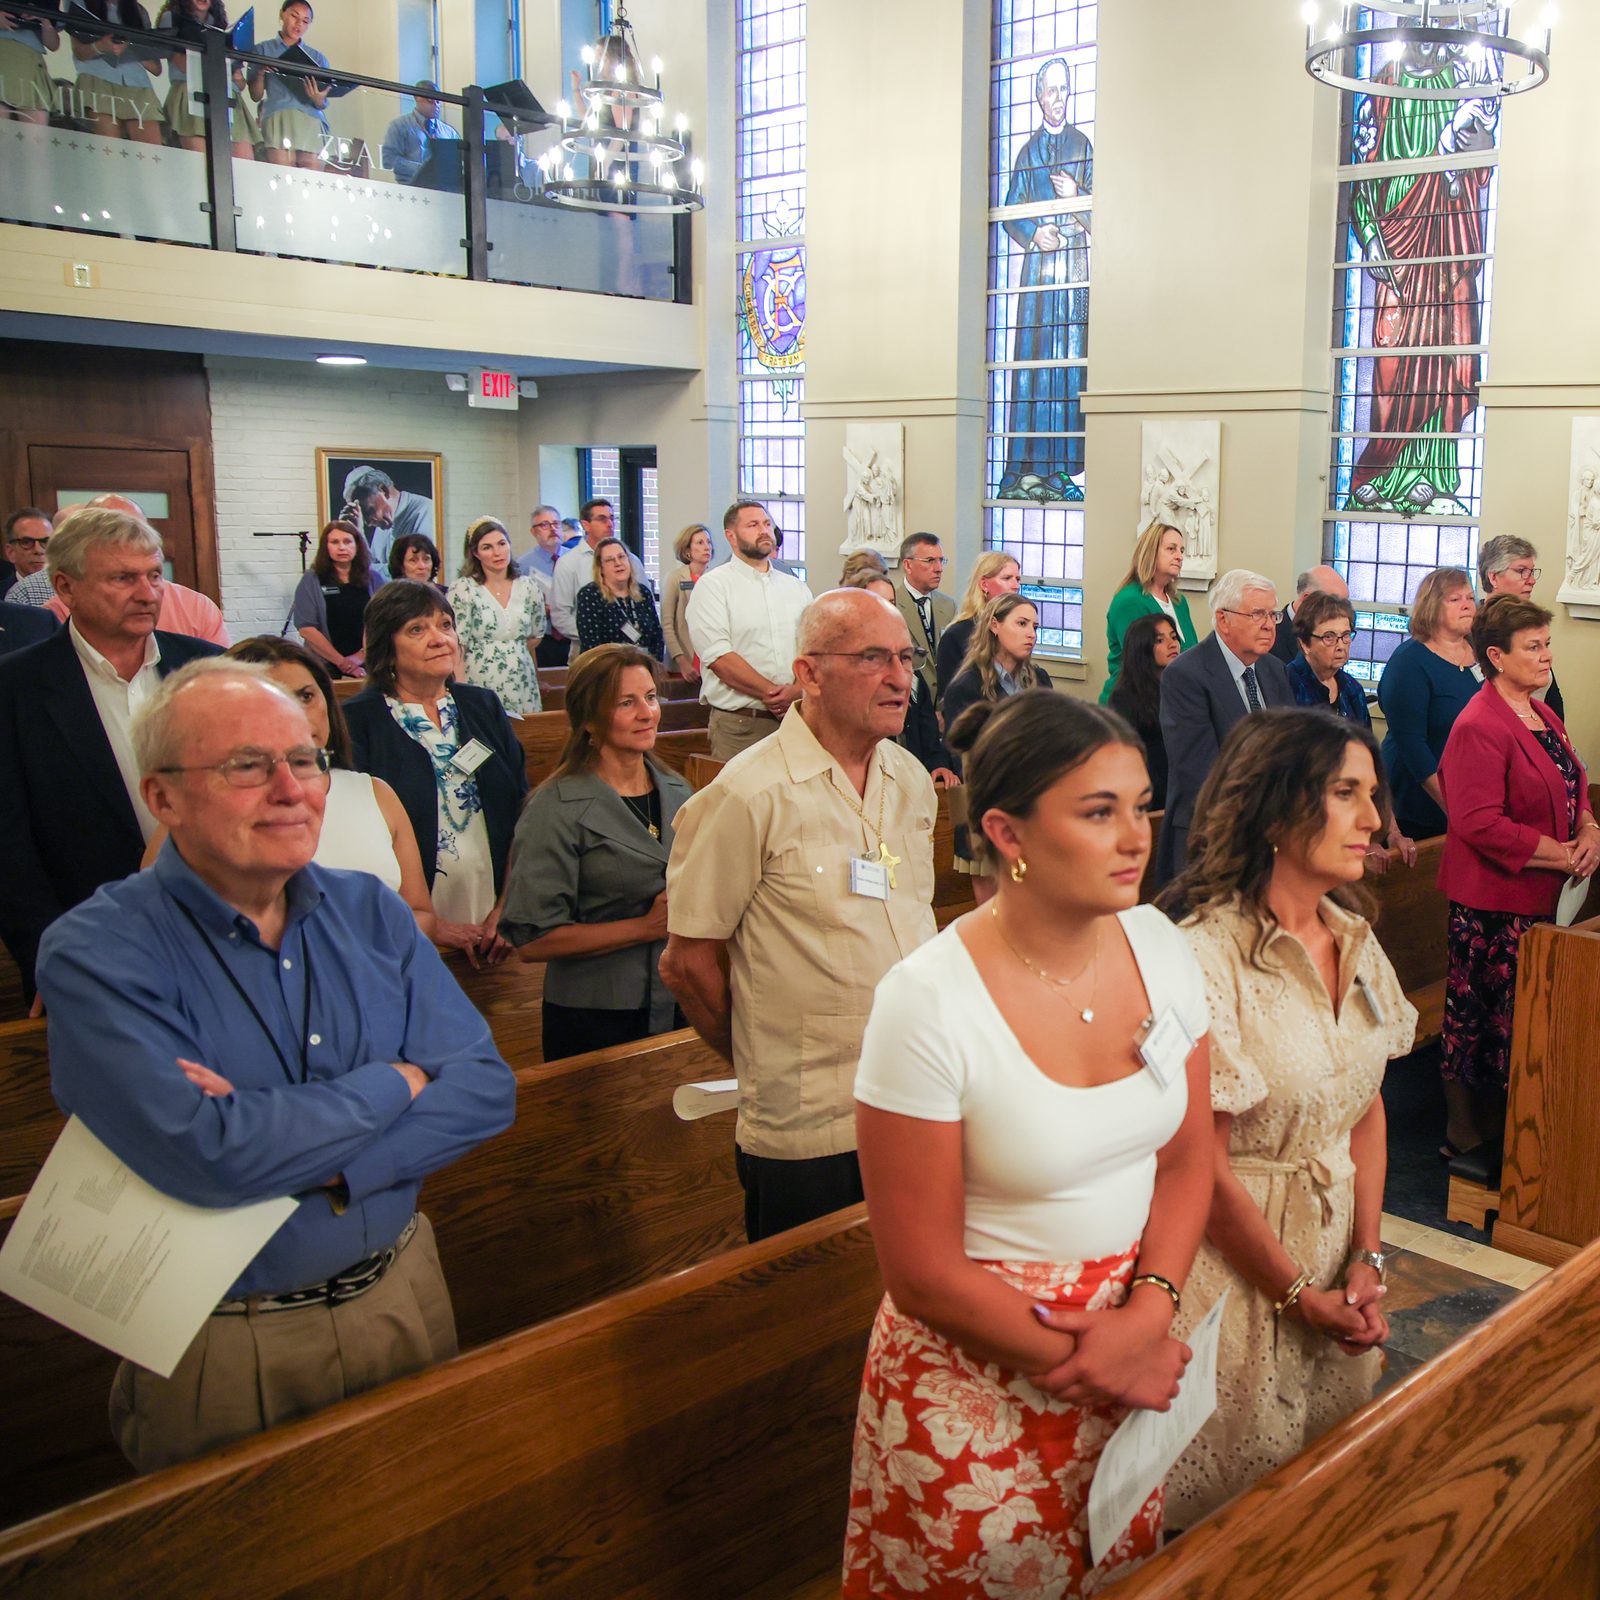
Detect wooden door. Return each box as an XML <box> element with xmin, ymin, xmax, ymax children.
<box><xmin>26</xmin><ymin>446</ymin><xmax>200</xmax><ymax>589</ymax></box>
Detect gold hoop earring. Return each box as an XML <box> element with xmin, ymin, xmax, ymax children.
<box><xmin>1010</xmin><ymin>857</ymin><xmax>1028</xmax><ymax>884</ymax></box>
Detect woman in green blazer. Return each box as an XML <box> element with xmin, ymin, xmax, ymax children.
<box><xmin>1099</xmin><ymin>518</ymin><xmax>1198</xmax><ymax>702</ymax></box>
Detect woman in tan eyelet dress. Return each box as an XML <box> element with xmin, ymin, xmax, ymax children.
<box><xmin>1160</xmin><ymin>710</ymin><xmax>1418</xmax><ymax>1530</ymax></box>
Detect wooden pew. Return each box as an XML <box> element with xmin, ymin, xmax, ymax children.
<box><xmin>0</xmin><ymin>1209</ymin><xmax>881</xmax><ymax>1600</ymax></box>
<box><xmin>1113</xmin><ymin>1236</ymin><xmax>1600</xmax><ymax>1600</ymax></box>
<box><xmin>1493</xmin><ymin>913</ymin><xmax>1600</xmax><ymax>1266</ymax></box>
<box><xmin>515</xmin><ymin>707</ymin><xmax>711</xmax><ymax>788</ymax></box>
<box><xmin>0</xmin><ymin>950</ymin><xmax>24</xmax><ymax>1027</ymax></box>
<box><xmin>0</xmin><ymin>1027</ymin><xmax>747</xmax><ymax>1526</ymax></box>
<box><xmin>0</xmin><ymin>1020</ymin><xmax>53</xmax><ymax>1218</ymax></box>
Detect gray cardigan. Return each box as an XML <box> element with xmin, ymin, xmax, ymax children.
<box><xmin>500</xmin><ymin>765</ymin><xmax>692</xmax><ymax>1027</ymax></box>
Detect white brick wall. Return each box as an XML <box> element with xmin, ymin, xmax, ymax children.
<box><xmin>206</xmin><ymin>357</ymin><xmax>526</xmax><ymax>641</ymax></box>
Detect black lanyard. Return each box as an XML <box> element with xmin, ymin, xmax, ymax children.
<box><xmin>175</xmin><ymin>900</ymin><xmax>315</xmax><ymax>1087</ymax></box>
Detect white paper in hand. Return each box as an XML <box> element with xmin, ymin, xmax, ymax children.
<box><xmin>671</xmin><ymin>1079</ymin><xmax>740</xmax><ymax>1121</ymax></box>
<box><xmin>1086</xmin><ymin>1289</ymin><xmax>1229</xmax><ymax>1566</ymax></box>
<box><xmin>1556</xmin><ymin>874</ymin><xmax>1590</xmax><ymax>928</ymax></box>
<box><xmin>0</xmin><ymin>1117</ymin><xmax>298</xmax><ymax>1377</ymax></box>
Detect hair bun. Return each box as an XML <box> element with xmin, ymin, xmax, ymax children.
<box><xmin>946</xmin><ymin>698</ymin><xmax>997</xmax><ymax>755</ymax></box>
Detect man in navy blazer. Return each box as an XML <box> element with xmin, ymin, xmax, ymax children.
<box><xmin>0</xmin><ymin>601</ymin><xmax>57</xmax><ymax>658</ymax></box>
<box><xmin>0</xmin><ymin>509</ymin><xmax>222</xmax><ymax>992</ymax></box>
<box><xmin>1155</xmin><ymin>569</ymin><xmax>1294</xmax><ymax>887</ymax></box>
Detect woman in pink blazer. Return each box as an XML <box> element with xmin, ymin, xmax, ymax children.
<box><xmin>1436</xmin><ymin>595</ymin><xmax>1600</xmax><ymax>1158</ymax></box>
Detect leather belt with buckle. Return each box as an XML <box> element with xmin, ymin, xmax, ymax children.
<box><xmin>214</xmin><ymin>1215</ymin><xmax>418</xmax><ymax>1316</ymax></box>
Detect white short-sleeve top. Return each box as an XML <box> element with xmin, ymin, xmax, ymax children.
<box><xmin>854</xmin><ymin>904</ymin><xmax>1209</xmax><ymax>1264</ymax></box>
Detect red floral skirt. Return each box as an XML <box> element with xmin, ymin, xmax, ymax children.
<box><xmin>842</xmin><ymin>1245</ymin><xmax>1161</xmax><ymax>1599</ymax></box>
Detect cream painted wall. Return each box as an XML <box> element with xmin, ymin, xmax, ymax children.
<box><xmin>1478</xmin><ymin>0</ymin><xmax>1600</xmax><ymax>760</ymax></box>
<box><xmin>0</xmin><ymin>224</ymin><xmax>700</xmax><ymax>371</ymax></box>
<box><xmin>804</xmin><ymin>0</ymin><xmax>990</xmax><ymax>585</ymax></box>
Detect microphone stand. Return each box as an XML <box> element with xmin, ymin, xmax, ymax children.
<box><xmin>252</xmin><ymin>529</ymin><xmax>312</xmax><ymax>636</ymax></box>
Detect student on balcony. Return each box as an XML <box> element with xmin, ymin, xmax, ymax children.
<box><xmin>247</xmin><ymin>0</ymin><xmax>328</xmax><ymax>170</ymax></box>
<box><xmin>68</xmin><ymin>0</ymin><xmax>167</xmax><ymax>146</ymax></box>
<box><xmin>0</xmin><ymin>5</ymin><xmax>61</xmax><ymax>125</ymax></box>
<box><xmin>156</xmin><ymin>0</ymin><xmax>259</xmax><ymax>159</ymax></box>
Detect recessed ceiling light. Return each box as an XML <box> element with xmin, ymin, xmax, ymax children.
<box><xmin>316</xmin><ymin>354</ymin><xmax>367</xmax><ymax>366</ymax></box>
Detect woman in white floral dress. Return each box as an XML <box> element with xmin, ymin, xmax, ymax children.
<box><xmin>846</xmin><ymin>692</ymin><xmax>1214</xmax><ymax>1598</ymax></box>
<box><xmin>447</xmin><ymin>516</ymin><xmax>547</xmax><ymax>718</ymax></box>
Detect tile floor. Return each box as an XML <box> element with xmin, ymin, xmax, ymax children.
<box><xmin>1374</xmin><ymin>1211</ymin><xmax>1549</xmax><ymax>1392</ymax></box>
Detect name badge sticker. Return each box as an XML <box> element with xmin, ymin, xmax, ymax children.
<box><xmin>451</xmin><ymin>738</ymin><xmax>493</xmax><ymax>775</ymax></box>
<box><xmin>1138</xmin><ymin>1007</ymin><xmax>1193</xmax><ymax>1089</ymax></box>
<box><xmin>849</xmin><ymin>855</ymin><xmax>891</xmax><ymax>901</ymax></box>
<box><xmin>620</xmin><ymin>621</ymin><xmax>643</xmax><ymax>643</ymax></box>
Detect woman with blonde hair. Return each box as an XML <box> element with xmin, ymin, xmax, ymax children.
<box><xmin>447</xmin><ymin>515</ymin><xmax>547</xmax><ymax>718</ymax></box>
<box><xmin>1375</xmin><ymin>565</ymin><xmax>1478</xmax><ymax>842</ymax></box>
<box><xmin>576</xmin><ymin>536</ymin><xmax>665</xmax><ymax>659</ymax></box>
<box><xmin>501</xmin><ymin>643</ymin><xmax>691</xmax><ymax>1059</ymax></box>
<box><xmin>1100</xmin><ymin>520</ymin><xmax>1198</xmax><ymax>702</ymax></box>
<box><xmin>936</xmin><ymin>550</ymin><xmax>1022</xmax><ymax>695</ymax></box>
<box><xmin>1159</xmin><ymin>709</ymin><xmax>1414</xmax><ymax>1529</ymax></box>
<box><xmin>661</xmin><ymin>522</ymin><xmax>714</xmax><ymax>681</ymax></box>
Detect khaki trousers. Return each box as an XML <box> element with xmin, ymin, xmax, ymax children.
<box><xmin>110</xmin><ymin>1213</ymin><xmax>458</xmax><ymax>1475</ymax></box>
<box><xmin>708</xmin><ymin>707</ymin><xmax>780</xmax><ymax>763</ymax></box>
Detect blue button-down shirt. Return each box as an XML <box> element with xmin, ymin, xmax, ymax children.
<box><xmin>37</xmin><ymin>842</ymin><xmax>515</xmax><ymax>1297</ymax></box>
<box><xmin>381</xmin><ymin>110</ymin><xmax>460</xmax><ymax>183</ymax></box>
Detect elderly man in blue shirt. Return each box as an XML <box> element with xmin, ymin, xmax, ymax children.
<box><xmin>381</xmin><ymin>80</ymin><xmax>460</xmax><ymax>185</ymax></box>
<box><xmin>36</xmin><ymin>658</ymin><xmax>515</xmax><ymax>1474</ymax></box>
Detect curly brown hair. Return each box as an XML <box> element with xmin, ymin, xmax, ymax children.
<box><xmin>1156</xmin><ymin>709</ymin><xmax>1388</xmax><ymax>966</ymax></box>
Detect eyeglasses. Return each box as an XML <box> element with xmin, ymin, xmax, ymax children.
<box><xmin>157</xmin><ymin>747</ymin><xmax>332</xmax><ymax>788</ymax></box>
<box><xmin>907</xmin><ymin>555</ymin><xmax>947</xmax><ymax>566</ymax></box>
<box><xmin>7</xmin><ymin>536</ymin><xmax>49</xmax><ymax>551</ymax></box>
<box><xmin>1503</xmin><ymin>565</ymin><xmax>1542</xmax><ymax>582</ymax></box>
<box><xmin>1309</xmin><ymin>629</ymin><xmax>1353</xmax><ymax>647</ymax></box>
<box><xmin>811</xmin><ymin>646</ymin><xmax>928</xmax><ymax>674</ymax></box>
<box><xmin>530</xmin><ymin>518</ymin><xmax>560</xmax><ymax>531</ymax></box>
<box><xmin>1220</xmin><ymin>607</ymin><xmax>1282</xmax><ymax>625</ymax></box>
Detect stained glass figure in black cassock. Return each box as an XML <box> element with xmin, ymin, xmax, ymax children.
<box><xmin>999</xmin><ymin>57</ymin><xmax>1093</xmax><ymax>503</ymax></box>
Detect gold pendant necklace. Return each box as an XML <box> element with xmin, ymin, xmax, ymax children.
<box><xmin>990</xmin><ymin>904</ymin><xmax>1101</xmax><ymax>1023</ymax></box>
<box><xmin>825</xmin><ymin>766</ymin><xmax>897</xmax><ymax>888</ymax></box>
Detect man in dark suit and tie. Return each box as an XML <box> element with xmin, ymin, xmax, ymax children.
<box><xmin>1270</xmin><ymin>564</ymin><xmax>1350</xmax><ymax>664</ymax></box>
<box><xmin>0</xmin><ymin>507</ymin><xmax>221</xmax><ymax>993</ymax></box>
<box><xmin>1155</xmin><ymin>568</ymin><xmax>1294</xmax><ymax>886</ymax></box>
<box><xmin>894</xmin><ymin>531</ymin><xmax>955</xmax><ymax>704</ymax></box>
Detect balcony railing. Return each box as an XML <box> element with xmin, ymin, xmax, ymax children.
<box><xmin>0</xmin><ymin>2</ymin><xmax>689</xmax><ymax>301</ymax></box>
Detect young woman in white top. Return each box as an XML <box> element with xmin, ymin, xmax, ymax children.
<box><xmin>844</xmin><ymin>690</ymin><xmax>1214</xmax><ymax>1599</ymax></box>
<box><xmin>141</xmin><ymin>638</ymin><xmax>484</xmax><ymax>956</ymax></box>
<box><xmin>447</xmin><ymin>516</ymin><xmax>546</xmax><ymax>718</ymax></box>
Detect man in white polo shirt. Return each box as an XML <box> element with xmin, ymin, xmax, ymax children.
<box><xmin>684</xmin><ymin>500</ymin><xmax>813</xmax><ymax>761</ymax></box>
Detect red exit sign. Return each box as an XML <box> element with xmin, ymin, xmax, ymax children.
<box><xmin>468</xmin><ymin>368</ymin><xmax>519</xmax><ymax>410</ymax></box>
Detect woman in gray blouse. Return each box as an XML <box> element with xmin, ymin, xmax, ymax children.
<box><xmin>501</xmin><ymin>642</ymin><xmax>691</xmax><ymax>1060</ymax></box>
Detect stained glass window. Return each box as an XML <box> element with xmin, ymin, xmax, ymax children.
<box><xmin>736</xmin><ymin>0</ymin><xmax>807</xmax><ymax>577</ymax></box>
<box><xmin>1324</xmin><ymin>16</ymin><xmax>1499</xmax><ymax>674</ymax></box>
<box><xmin>985</xmin><ymin>0</ymin><xmax>1096</xmax><ymax>655</ymax></box>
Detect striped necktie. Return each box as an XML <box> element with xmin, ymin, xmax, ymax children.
<box><xmin>1242</xmin><ymin>665</ymin><xmax>1262</xmax><ymax>712</ymax></box>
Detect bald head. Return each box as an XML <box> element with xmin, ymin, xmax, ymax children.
<box><xmin>1296</xmin><ymin>565</ymin><xmax>1349</xmax><ymax>602</ymax></box>
<box><xmin>797</xmin><ymin>587</ymin><xmax>904</xmax><ymax>656</ymax></box>
<box><xmin>89</xmin><ymin>494</ymin><xmax>149</xmax><ymax>519</ymax></box>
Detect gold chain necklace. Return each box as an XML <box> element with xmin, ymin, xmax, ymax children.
<box><xmin>825</xmin><ymin>766</ymin><xmax>901</xmax><ymax>888</ymax></box>
<box><xmin>990</xmin><ymin>905</ymin><xmax>1102</xmax><ymax>1023</ymax></box>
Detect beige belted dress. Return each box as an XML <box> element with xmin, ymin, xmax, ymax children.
<box><xmin>1167</xmin><ymin>897</ymin><xmax>1417</xmax><ymax>1529</ymax></box>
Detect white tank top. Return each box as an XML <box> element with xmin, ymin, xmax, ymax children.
<box><xmin>316</xmin><ymin>769</ymin><xmax>405</xmax><ymax>892</ymax></box>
